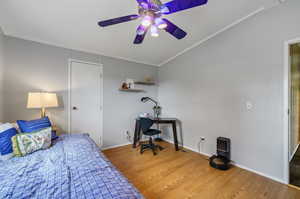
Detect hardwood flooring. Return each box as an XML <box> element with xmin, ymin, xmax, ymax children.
<box><xmin>103</xmin><ymin>142</ymin><xmax>300</xmax><ymax>199</ymax></box>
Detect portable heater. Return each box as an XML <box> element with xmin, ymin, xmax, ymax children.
<box><xmin>209</xmin><ymin>137</ymin><xmax>231</xmax><ymax>170</ymax></box>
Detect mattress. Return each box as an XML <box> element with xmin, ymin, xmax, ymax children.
<box><xmin>0</xmin><ymin>134</ymin><xmax>143</xmax><ymax>199</ymax></box>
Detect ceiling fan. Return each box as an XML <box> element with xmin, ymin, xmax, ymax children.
<box><xmin>98</xmin><ymin>0</ymin><xmax>208</xmax><ymax>44</ymax></box>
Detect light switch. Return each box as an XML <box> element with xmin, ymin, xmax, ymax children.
<box><xmin>246</xmin><ymin>101</ymin><xmax>253</xmax><ymax>110</ymax></box>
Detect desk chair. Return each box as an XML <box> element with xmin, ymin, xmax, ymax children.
<box><xmin>140</xmin><ymin>118</ymin><xmax>163</xmax><ymax>155</ymax></box>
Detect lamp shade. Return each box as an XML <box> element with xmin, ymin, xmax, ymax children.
<box><xmin>27</xmin><ymin>92</ymin><xmax>58</xmax><ymax>108</ymax></box>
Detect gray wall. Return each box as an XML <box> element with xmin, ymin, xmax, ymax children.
<box><xmin>101</xmin><ymin>56</ymin><xmax>158</xmax><ymax>148</ymax></box>
<box><xmin>158</xmin><ymin>0</ymin><xmax>300</xmax><ymax>181</ymax></box>
<box><xmin>0</xmin><ymin>27</ymin><xmax>4</xmax><ymax>121</ymax></box>
<box><xmin>2</xmin><ymin>36</ymin><xmax>158</xmax><ymax>148</ymax></box>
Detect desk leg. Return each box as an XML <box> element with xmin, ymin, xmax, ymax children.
<box><xmin>133</xmin><ymin>120</ymin><xmax>140</xmax><ymax>148</ymax></box>
<box><xmin>172</xmin><ymin>122</ymin><xmax>179</xmax><ymax>151</ymax></box>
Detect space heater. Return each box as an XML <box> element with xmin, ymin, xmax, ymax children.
<box><xmin>209</xmin><ymin>137</ymin><xmax>231</xmax><ymax>170</ymax></box>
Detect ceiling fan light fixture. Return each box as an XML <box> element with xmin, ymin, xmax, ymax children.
<box><xmin>98</xmin><ymin>0</ymin><xmax>208</xmax><ymax>44</ymax></box>
<box><xmin>155</xmin><ymin>18</ymin><xmax>167</xmax><ymax>29</ymax></box>
<box><xmin>141</xmin><ymin>15</ymin><xmax>152</xmax><ymax>27</ymax></box>
<box><xmin>158</xmin><ymin>23</ymin><xmax>167</xmax><ymax>29</ymax></box>
<box><xmin>150</xmin><ymin>26</ymin><xmax>159</xmax><ymax>37</ymax></box>
<box><xmin>160</xmin><ymin>5</ymin><xmax>170</xmax><ymax>14</ymax></box>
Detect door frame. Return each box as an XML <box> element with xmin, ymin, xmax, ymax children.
<box><xmin>283</xmin><ymin>38</ymin><xmax>300</xmax><ymax>184</ymax></box>
<box><xmin>68</xmin><ymin>59</ymin><xmax>104</xmax><ymax>146</ymax></box>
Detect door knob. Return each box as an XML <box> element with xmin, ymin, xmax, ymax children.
<box><xmin>72</xmin><ymin>106</ymin><xmax>78</xmax><ymax>110</ymax></box>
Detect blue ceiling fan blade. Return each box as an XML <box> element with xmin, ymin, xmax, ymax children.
<box><xmin>162</xmin><ymin>0</ymin><xmax>208</xmax><ymax>15</ymax></box>
<box><xmin>163</xmin><ymin>19</ymin><xmax>187</xmax><ymax>39</ymax></box>
<box><xmin>136</xmin><ymin>0</ymin><xmax>148</xmax><ymax>4</ymax></box>
<box><xmin>134</xmin><ymin>27</ymin><xmax>148</xmax><ymax>44</ymax></box>
<box><xmin>136</xmin><ymin>0</ymin><xmax>150</xmax><ymax>8</ymax></box>
<box><xmin>136</xmin><ymin>0</ymin><xmax>147</xmax><ymax>4</ymax></box>
<box><xmin>136</xmin><ymin>0</ymin><xmax>162</xmax><ymax>10</ymax></box>
<box><xmin>98</xmin><ymin>15</ymin><xmax>139</xmax><ymax>27</ymax></box>
<box><xmin>134</xmin><ymin>33</ymin><xmax>147</xmax><ymax>44</ymax></box>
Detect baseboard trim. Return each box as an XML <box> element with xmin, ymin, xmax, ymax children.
<box><xmin>163</xmin><ymin>138</ymin><xmax>285</xmax><ymax>184</ymax></box>
<box><xmin>233</xmin><ymin>163</ymin><xmax>285</xmax><ymax>184</ymax></box>
<box><xmin>101</xmin><ymin>142</ymin><xmax>131</xmax><ymax>151</ymax></box>
<box><xmin>102</xmin><ymin>139</ymin><xmax>285</xmax><ymax>184</ymax></box>
<box><xmin>288</xmin><ymin>184</ymin><xmax>300</xmax><ymax>191</ymax></box>
<box><xmin>290</xmin><ymin>143</ymin><xmax>300</xmax><ymax>162</ymax></box>
<box><xmin>163</xmin><ymin>138</ymin><xmax>211</xmax><ymax>157</ymax></box>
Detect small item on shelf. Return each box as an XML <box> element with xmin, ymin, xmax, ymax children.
<box><xmin>120</xmin><ymin>78</ymin><xmax>146</xmax><ymax>92</ymax></box>
<box><xmin>134</xmin><ymin>76</ymin><xmax>155</xmax><ymax>85</ymax></box>
<box><xmin>122</xmin><ymin>82</ymin><xmax>129</xmax><ymax>89</ymax></box>
<box><xmin>144</xmin><ymin>76</ymin><xmax>153</xmax><ymax>83</ymax></box>
<box><xmin>126</xmin><ymin>79</ymin><xmax>135</xmax><ymax>89</ymax></box>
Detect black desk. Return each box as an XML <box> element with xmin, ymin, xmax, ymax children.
<box><xmin>133</xmin><ymin>118</ymin><xmax>179</xmax><ymax>151</ymax></box>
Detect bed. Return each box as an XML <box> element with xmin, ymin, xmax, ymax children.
<box><xmin>0</xmin><ymin>134</ymin><xmax>143</xmax><ymax>199</ymax></box>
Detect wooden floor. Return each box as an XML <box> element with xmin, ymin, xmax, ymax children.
<box><xmin>103</xmin><ymin>142</ymin><xmax>300</xmax><ymax>199</ymax></box>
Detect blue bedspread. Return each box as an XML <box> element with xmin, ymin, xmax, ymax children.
<box><xmin>0</xmin><ymin>134</ymin><xmax>143</xmax><ymax>199</ymax></box>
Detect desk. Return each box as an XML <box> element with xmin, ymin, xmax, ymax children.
<box><xmin>133</xmin><ymin>118</ymin><xmax>179</xmax><ymax>151</ymax></box>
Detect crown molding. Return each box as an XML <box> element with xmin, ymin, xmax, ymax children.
<box><xmin>4</xmin><ymin>34</ymin><xmax>160</xmax><ymax>67</ymax></box>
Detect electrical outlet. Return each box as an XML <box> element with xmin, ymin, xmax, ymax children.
<box><xmin>126</xmin><ymin>131</ymin><xmax>132</xmax><ymax>141</ymax></box>
<box><xmin>200</xmin><ymin>137</ymin><xmax>205</xmax><ymax>141</ymax></box>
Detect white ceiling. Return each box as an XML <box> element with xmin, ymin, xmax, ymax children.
<box><xmin>0</xmin><ymin>0</ymin><xmax>281</xmax><ymax>66</ymax></box>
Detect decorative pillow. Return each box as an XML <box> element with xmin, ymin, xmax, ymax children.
<box><xmin>17</xmin><ymin>117</ymin><xmax>52</xmax><ymax>133</ymax></box>
<box><xmin>12</xmin><ymin>127</ymin><xmax>52</xmax><ymax>157</ymax></box>
<box><xmin>0</xmin><ymin>123</ymin><xmax>18</xmax><ymax>161</ymax></box>
<box><xmin>17</xmin><ymin>117</ymin><xmax>58</xmax><ymax>140</ymax></box>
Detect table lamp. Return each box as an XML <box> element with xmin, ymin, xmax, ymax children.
<box><xmin>141</xmin><ymin>97</ymin><xmax>161</xmax><ymax>118</ymax></box>
<box><xmin>27</xmin><ymin>92</ymin><xmax>58</xmax><ymax>118</ymax></box>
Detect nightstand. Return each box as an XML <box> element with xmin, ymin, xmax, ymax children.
<box><xmin>51</xmin><ymin>126</ymin><xmax>61</xmax><ymax>139</ymax></box>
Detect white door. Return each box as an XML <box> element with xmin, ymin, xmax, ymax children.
<box><xmin>69</xmin><ymin>61</ymin><xmax>103</xmax><ymax>146</ymax></box>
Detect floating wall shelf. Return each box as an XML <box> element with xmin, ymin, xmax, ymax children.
<box><xmin>119</xmin><ymin>88</ymin><xmax>145</xmax><ymax>93</ymax></box>
<box><xmin>134</xmin><ymin>81</ymin><xmax>156</xmax><ymax>85</ymax></box>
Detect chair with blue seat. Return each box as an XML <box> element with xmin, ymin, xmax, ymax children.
<box><xmin>140</xmin><ymin>117</ymin><xmax>163</xmax><ymax>155</ymax></box>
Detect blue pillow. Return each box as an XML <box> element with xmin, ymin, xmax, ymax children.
<box><xmin>17</xmin><ymin>117</ymin><xmax>52</xmax><ymax>133</ymax></box>
<box><xmin>17</xmin><ymin>117</ymin><xmax>58</xmax><ymax>140</ymax></box>
<box><xmin>0</xmin><ymin>123</ymin><xmax>18</xmax><ymax>160</ymax></box>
